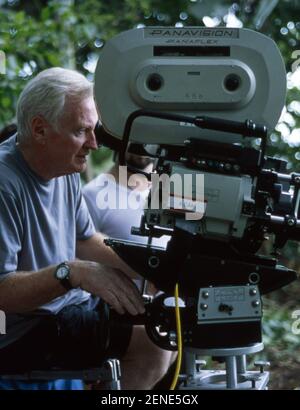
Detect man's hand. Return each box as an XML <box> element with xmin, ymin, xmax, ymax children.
<box><xmin>70</xmin><ymin>260</ymin><xmax>145</xmax><ymax>316</ymax></box>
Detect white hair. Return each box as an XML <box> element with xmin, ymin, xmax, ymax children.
<box><xmin>16</xmin><ymin>67</ymin><xmax>93</xmax><ymax>142</ymax></box>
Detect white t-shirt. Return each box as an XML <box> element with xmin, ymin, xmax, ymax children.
<box><xmin>83</xmin><ymin>173</ymin><xmax>170</xmax><ymax>248</ymax></box>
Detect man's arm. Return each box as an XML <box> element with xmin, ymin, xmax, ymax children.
<box><xmin>0</xmin><ymin>266</ymin><xmax>68</xmax><ymax>313</ymax></box>
<box><xmin>76</xmin><ymin>232</ymin><xmax>140</xmax><ymax>279</ymax></box>
<box><xmin>0</xmin><ymin>185</ymin><xmax>143</xmax><ymax>315</ymax></box>
<box><xmin>0</xmin><ymin>261</ymin><xmax>145</xmax><ymax>315</ymax></box>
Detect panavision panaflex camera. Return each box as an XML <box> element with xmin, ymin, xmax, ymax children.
<box><xmin>94</xmin><ymin>27</ymin><xmax>299</xmax><ymax>389</ymax></box>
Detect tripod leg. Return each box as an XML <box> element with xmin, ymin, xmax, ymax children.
<box><xmin>184</xmin><ymin>352</ymin><xmax>197</xmax><ymax>380</ymax></box>
<box><xmin>237</xmin><ymin>355</ymin><xmax>246</xmax><ymax>374</ymax></box>
<box><xmin>225</xmin><ymin>356</ymin><xmax>237</xmax><ymax>389</ymax></box>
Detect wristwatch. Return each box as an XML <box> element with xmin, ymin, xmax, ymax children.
<box><xmin>54</xmin><ymin>262</ymin><xmax>72</xmax><ymax>291</ymax></box>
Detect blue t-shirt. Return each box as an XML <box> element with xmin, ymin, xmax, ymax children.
<box><xmin>0</xmin><ymin>135</ymin><xmax>95</xmax><ymax>389</ymax></box>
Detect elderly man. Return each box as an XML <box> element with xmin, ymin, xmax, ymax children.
<box><xmin>0</xmin><ymin>67</ymin><xmax>174</xmax><ymax>390</ymax></box>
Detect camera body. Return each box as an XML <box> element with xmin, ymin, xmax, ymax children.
<box><xmin>94</xmin><ymin>27</ymin><xmax>298</xmax><ymax>352</ymax></box>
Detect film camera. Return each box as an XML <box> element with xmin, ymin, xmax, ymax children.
<box><xmin>93</xmin><ymin>27</ymin><xmax>299</xmax><ymax>389</ymax></box>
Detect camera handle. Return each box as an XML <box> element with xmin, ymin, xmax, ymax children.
<box><xmin>119</xmin><ymin>109</ymin><xmax>268</xmax><ymax>167</ymax></box>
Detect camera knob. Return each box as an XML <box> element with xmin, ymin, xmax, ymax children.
<box><xmin>254</xmin><ymin>361</ymin><xmax>270</xmax><ymax>374</ymax></box>
<box><xmin>146</xmin><ymin>73</ymin><xmax>163</xmax><ymax>91</ymax></box>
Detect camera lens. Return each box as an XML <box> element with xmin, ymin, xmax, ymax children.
<box><xmin>224</xmin><ymin>74</ymin><xmax>241</xmax><ymax>92</ymax></box>
<box><xmin>146</xmin><ymin>73</ymin><xmax>163</xmax><ymax>91</ymax></box>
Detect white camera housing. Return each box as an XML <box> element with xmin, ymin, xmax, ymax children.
<box><xmin>94</xmin><ymin>27</ymin><xmax>286</xmax><ymax>144</ymax></box>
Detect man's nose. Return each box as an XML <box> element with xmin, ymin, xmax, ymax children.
<box><xmin>85</xmin><ymin>130</ymin><xmax>98</xmax><ymax>151</ymax></box>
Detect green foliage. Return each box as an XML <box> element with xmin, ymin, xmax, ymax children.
<box><xmin>263</xmin><ymin>297</ymin><xmax>300</xmax><ymax>359</ymax></box>
<box><xmin>0</xmin><ymin>0</ymin><xmax>190</xmax><ymax>174</ymax></box>
<box><xmin>0</xmin><ymin>0</ymin><xmax>187</xmax><ymax>126</ymax></box>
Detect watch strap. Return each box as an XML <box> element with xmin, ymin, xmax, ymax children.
<box><xmin>55</xmin><ymin>262</ymin><xmax>72</xmax><ymax>291</ymax></box>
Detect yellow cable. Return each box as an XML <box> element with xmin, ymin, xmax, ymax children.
<box><xmin>170</xmin><ymin>283</ymin><xmax>182</xmax><ymax>390</ymax></box>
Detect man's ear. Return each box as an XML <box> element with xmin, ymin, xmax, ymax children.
<box><xmin>30</xmin><ymin>116</ymin><xmax>49</xmax><ymax>145</ymax></box>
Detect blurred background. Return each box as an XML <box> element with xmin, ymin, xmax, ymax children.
<box><xmin>0</xmin><ymin>0</ymin><xmax>300</xmax><ymax>389</ymax></box>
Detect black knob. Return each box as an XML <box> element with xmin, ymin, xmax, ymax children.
<box><xmin>224</xmin><ymin>74</ymin><xmax>241</xmax><ymax>92</ymax></box>
<box><xmin>146</xmin><ymin>73</ymin><xmax>164</xmax><ymax>91</ymax></box>
<box><xmin>218</xmin><ymin>303</ymin><xmax>233</xmax><ymax>313</ymax></box>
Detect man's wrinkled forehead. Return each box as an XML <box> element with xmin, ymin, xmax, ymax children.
<box><xmin>60</xmin><ymin>95</ymin><xmax>98</xmax><ymax>127</ymax></box>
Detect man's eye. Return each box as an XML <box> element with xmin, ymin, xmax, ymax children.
<box><xmin>76</xmin><ymin>129</ymin><xmax>85</xmax><ymax>136</ymax></box>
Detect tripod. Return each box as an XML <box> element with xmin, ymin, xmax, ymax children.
<box><xmin>176</xmin><ymin>283</ymin><xmax>270</xmax><ymax>390</ymax></box>
<box><xmin>179</xmin><ymin>344</ymin><xmax>269</xmax><ymax>390</ymax></box>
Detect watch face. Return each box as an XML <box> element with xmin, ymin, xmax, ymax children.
<box><xmin>57</xmin><ymin>265</ymin><xmax>69</xmax><ymax>280</ymax></box>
